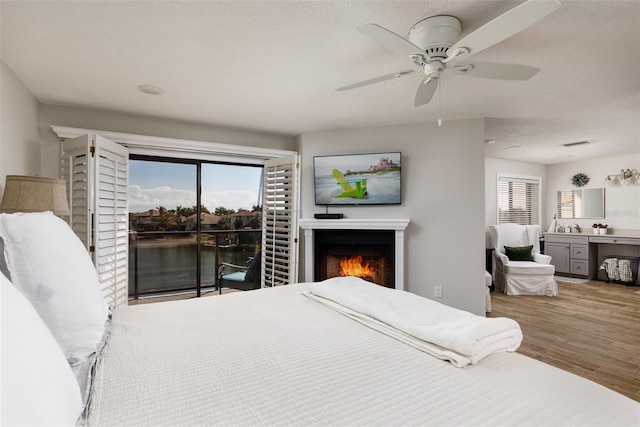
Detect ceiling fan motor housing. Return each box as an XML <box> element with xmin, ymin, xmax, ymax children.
<box><xmin>409</xmin><ymin>15</ymin><xmax>461</xmax><ymax>58</ymax></box>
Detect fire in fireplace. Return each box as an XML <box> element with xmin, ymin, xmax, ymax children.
<box><xmin>339</xmin><ymin>255</ymin><xmax>374</xmax><ymax>278</ymax></box>
<box><xmin>314</xmin><ymin>229</ymin><xmax>394</xmax><ymax>288</ymax></box>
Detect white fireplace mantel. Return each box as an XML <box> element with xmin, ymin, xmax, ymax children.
<box><xmin>299</xmin><ymin>218</ymin><xmax>410</xmax><ymax>290</ymax></box>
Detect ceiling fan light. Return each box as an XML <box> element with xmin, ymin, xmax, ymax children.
<box><xmin>408</xmin><ymin>16</ymin><xmax>461</xmax><ymax>55</ymax></box>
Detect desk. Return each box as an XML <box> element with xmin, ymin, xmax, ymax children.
<box><xmin>544</xmin><ymin>231</ymin><xmax>640</xmax><ymax>284</ymax></box>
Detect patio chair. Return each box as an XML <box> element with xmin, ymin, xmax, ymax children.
<box><xmin>216</xmin><ymin>251</ymin><xmax>261</xmax><ymax>294</ymax></box>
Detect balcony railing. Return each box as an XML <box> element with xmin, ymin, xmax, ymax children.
<box><xmin>129</xmin><ymin>229</ymin><xmax>261</xmax><ymax>299</ymax></box>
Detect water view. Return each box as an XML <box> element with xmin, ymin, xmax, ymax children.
<box><xmin>129</xmin><ymin>235</ymin><xmax>260</xmax><ymax>296</ymax></box>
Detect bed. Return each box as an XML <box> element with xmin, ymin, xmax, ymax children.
<box><xmin>1</xmin><ymin>212</ymin><xmax>639</xmax><ymax>426</ymax></box>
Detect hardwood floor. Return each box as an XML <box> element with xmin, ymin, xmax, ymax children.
<box><xmin>488</xmin><ymin>279</ymin><xmax>640</xmax><ymax>402</ymax></box>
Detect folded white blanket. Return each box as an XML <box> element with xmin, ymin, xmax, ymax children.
<box><xmin>305</xmin><ymin>276</ymin><xmax>522</xmax><ymax>367</ymax></box>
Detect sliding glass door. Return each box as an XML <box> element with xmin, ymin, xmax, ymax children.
<box><xmin>128</xmin><ymin>156</ymin><xmax>263</xmax><ymax>299</ymax></box>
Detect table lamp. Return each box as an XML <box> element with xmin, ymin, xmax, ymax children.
<box><xmin>0</xmin><ymin>175</ymin><xmax>70</xmax><ymax>216</ymax></box>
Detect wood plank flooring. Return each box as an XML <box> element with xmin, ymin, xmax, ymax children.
<box><xmin>488</xmin><ymin>280</ymin><xmax>640</xmax><ymax>402</ymax></box>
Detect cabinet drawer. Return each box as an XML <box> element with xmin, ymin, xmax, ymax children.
<box><xmin>570</xmin><ymin>244</ymin><xmax>589</xmax><ymax>260</ymax></box>
<box><xmin>570</xmin><ymin>259</ymin><xmax>588</xmax><ymax>277</ymax></box>
<box><xmin>545</xmin><ymin>234</ymin><xmax>589</xmax><ymax>244</ymax></box>
<box><xmin>589</xmin><ymin>236</ymin><xmax>640</xmax><ymax>245</ymax></box>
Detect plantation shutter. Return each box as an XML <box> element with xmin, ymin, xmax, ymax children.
<box><xmin>61</xmin><ymin>136</ymin><xmax>91</xmax><ymax>247</ymax></box>
<box><xmin>497</xmin><ymin>174</ymin><xmax>541</xmax><ymax>225</ymax></box>
<box><xmin>61</xmin><ymin>135</ymin><xmax>129</xmax><ymax>308</ymax></box>
<box><xmin>261</xmin><ymin>154</ymin><xmax>300</xmax><ymax>287</ymax></box>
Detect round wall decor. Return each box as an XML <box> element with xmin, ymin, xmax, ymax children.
<box><xmin>571</xmin><ymin>172</ymin><xmax>590</xmax><ymax>187</ymax></box>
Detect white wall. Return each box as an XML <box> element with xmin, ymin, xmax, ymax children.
<box><xmin>484</xmin><ymin>157</ymin><xmax>547</xmax><ymax>247</ymax></box>
<box><xmin>297</xmin><ymin>119</ymin><xmax>486</xmax><ymax>315</ymax></box>
<box><xmin>546</xmin><ymin>154</ymin><xmax>640</xmax><ymax>232</ymax></box>
<box><xmin>0</xmin><ymin>60</ymin><xmax>42</xmax><ymax>192</ymax></box>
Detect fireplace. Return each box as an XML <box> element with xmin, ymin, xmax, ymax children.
<box><xmin>299</xmin><ymin>218</ymin><xmax>410</xmax><ymax>290</ymax></box>
<box><xmin>314</xmin><ymin>229</ymin><xmax>394</xmax><ymax>287</ymax></box>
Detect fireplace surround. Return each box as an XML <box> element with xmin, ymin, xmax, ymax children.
<box><xmin>299</xmin><ymin>218</ymin><xmax>410</xmax><ymax>290</ymax></box>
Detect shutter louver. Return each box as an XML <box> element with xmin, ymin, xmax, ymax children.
<box><xmin>62</xmin><ymin>135</ymin><xmax>129</xmax><ymax>308</ymax></box>
<box><xmin>261</xmin><ymin>155</ymin><xmax>300</xmax><ymax>287</ymax></box>
<box><xmin>94</xmin><ymin>136</ymin><xmax>129</xmax><ymax>308</ymax></box>
<box><xmin>61</xmin><ymin>136</ymin><xmax>91</xmax><ymax>249</ymax></box>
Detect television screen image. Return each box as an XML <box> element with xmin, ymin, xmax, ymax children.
<box><xmin>314</xmin><ymin>152</ymin><xmax>401</xmax><ymax>206</ymax></box>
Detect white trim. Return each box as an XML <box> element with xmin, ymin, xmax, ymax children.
<box><xmin>51</xmin><ymin>125</ymin><xmax>296</xmax><ymax>164</ymax></box>
<box><xmin>299</xmin><ymin>218</ymin><xmax>410</xmax><ymax>290</ymax></box>
<box><xmin>497</xmin><ymin>172</ymin><xmax>542</xmax><ymax>184</ymax></box>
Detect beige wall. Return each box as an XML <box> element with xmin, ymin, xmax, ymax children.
<box><xmin>1</xmin><ymin>61</ymin><xmax>42</xmax><ymax>193</ymax></box>
<box><xmin>297</xmin><ymin>119</ymin><xmax>487</xmax><ymax>315</ymax></box>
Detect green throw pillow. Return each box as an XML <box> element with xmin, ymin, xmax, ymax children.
<box><xmin>504</xmin><ymin>245</ymin><xmax>534</xmax><ymax>261</ymax></box>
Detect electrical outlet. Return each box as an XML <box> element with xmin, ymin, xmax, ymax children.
<box><xmin>434</xmin><ymin>286</ymin><xmax>443</xmax><ymax>298</ymax></box>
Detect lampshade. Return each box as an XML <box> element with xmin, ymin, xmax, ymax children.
<box><xmin>0</xmin><ymin>175</ymin><xmax>70</xmax><ymax>216</ymax></box>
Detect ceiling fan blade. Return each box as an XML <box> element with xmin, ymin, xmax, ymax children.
<box><xmin>336</xmin><ymin>70</ymin><xmax>416</xmax><ymax>92</ymax></box>
<box><xmin>447</xmin><ymin>0</ymin><xmax>560</xmax><ymax>63</ymax></box>
<box><xmin>414</xmin><ymin>78</ymin><xmax>438</xmax><ymax>106</ymax></box>
<box><xmin>358</xmin><ymin>24</ymin><xmax>427</xmax><ymax>57</ymax></box>
<box><xmin>451</xmin><ymin>62</ymin><xmax>540</xmax><ymax>80</ymax></box>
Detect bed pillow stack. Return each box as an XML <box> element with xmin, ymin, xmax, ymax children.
<box><xmin>1</xmin><ymin>271</ymin><xmax>84</xmax><ymax>425</ymax></box>
<box><xmin>0</xmin><ymin>212</ymin><xmax>109</xmax><ymax>406</ymax></box>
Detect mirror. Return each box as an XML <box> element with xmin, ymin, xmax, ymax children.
<box><xmin>557</xmin><ymin>188</ymin><xmax>605</xmax><ymax>219</ymax></box>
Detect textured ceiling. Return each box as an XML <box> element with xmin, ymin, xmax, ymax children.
<box><xmin>1</xmin><ymin>0</ymin><xmax>639</xmax><ymax>165</ymax></box>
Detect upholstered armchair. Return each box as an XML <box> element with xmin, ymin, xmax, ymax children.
<box><xmin>489</xmin><ymin>224</ymin><xmax>557</xmax><ymax>296</ymax></box>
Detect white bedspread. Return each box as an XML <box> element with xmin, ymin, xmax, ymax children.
<box><xmin>88</xmin><ymin>283</ymin><xmax>639</xmax><ymax>426</ymax></box>
<box><xmin>305</xmin><ymin>277</ymin><xmax>521</xmax><ymax>367</ymax></box>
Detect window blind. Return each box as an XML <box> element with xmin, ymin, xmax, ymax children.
<box><xmin>497</xmin><ymin>175</ymin><xmax>541</xmax><ymax>225</ymax></box>
<box><xmin>557</xmin><ymin>190</ymin><xmax>577</xmax><ymax>219</ymax></box>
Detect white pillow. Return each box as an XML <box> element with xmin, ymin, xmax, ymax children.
<box><xmin>0</xmin><ymin>212</ymin><xmax>108</xmax><ymax>363</ymax></box>
<box><xmin>1</xmin><ymin>272</ymin><xmax>83</xmax><ymax>425</ymax></box>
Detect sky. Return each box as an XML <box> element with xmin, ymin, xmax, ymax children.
<box><xmin>314</xmin><ymin>152</ymin><xmax>401</xmax><ymax>177</ymax></box>
<box><xmin>129</xmin><ymin>160</ymin><xmax>263</xmax><ymax>213</ymax></box>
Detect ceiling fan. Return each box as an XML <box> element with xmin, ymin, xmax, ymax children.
<box><xmin>336</xmin><ymin>0</ymin><xmax>561</xmax><ymax>106</ymax></box>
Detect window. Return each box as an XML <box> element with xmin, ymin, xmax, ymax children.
<box><xmin>497</xmin><ymin>174</ymin><xmax>541</xmax><ymax>225</ymax></box>
<box><xmin>128</xmin><ymin>156</ymin><xmax>264</xmax><ymax>299</ymax></box>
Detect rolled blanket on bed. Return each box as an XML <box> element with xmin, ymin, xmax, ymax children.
<box><xmin>304</xmin><ymin>276</ymin><xmax>522</xmax><ymax>367</ymax></box>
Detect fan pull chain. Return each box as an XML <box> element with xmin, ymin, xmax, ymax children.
<box><xmin>437</xmin><ymin>80</ymin><xmax>443</xmax><ymax>127</ymax></box>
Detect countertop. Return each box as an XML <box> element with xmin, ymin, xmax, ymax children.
<box><xmin>544</xmin><ymin>230</ymin><xmax>640</xmax><ymax>239</ymax></box>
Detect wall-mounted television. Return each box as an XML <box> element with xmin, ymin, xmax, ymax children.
<box><xmin>313</xmin><ymin>152</ymin><xmax>402</xmax><ymax>206</ymax></box>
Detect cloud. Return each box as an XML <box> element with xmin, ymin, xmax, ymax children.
<box><xmin>129</xmin><ymin>185</ymin><xmax>260</xmax><ymax>213</ymax></box>
<box><xmin>202</xmin><ymin>190</ymin><xmax>260</xmax><ymax>212</ymax></box>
